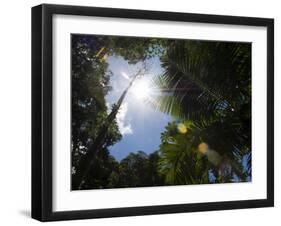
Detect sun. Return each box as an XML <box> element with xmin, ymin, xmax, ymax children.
<box><xmin>132</xmin><ymin>78</ymin><xmax>152</xmax><ymax>100</ymax></box>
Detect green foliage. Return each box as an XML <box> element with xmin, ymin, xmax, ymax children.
<box><xmin>71</xmin><ymin>35</ymin><xmax>122</xmax><ymax>189</ymax></box>
<box><xmin>116</xmin><ymin>151</ymin><xmax>165</xmax><ymax>188</ymax></box>
<box><xmin>79</xmin><ymin>149</ymin><xmax>120</xmax><ymax>189</ymax></box>
<box><xmin>71</xmin><ymin>35</ymin><xmax>167</xmax><ymax>190</ymax></box>
<box><xmin>158</xmin><ymin>122</ymin><xmax>209</xmax><ymax>184</ymax></box>
<box><xmin>155</xmin><ymin>40</ymin><xmax>252</xmax><ymax>183</ymax></box>
<box><xmin>71</xmin><ymin>34</ymin><xmax>252</xmax><ymax>190</ymax></box>
<box><xmin>108</xmin><ymin>37</ymin><xmax>166</xmax><ymax>64</ymax></box>
<box><xmin>79</xmin><ymin>150</ymin><xmax>165</xmax><ymax>189</ymax></box>
<box><xmin>154</xmin><ymin>40</ymin><xmax>251</xmax><ymax>122</ymax></box>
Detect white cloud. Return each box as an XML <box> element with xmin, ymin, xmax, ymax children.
<box><xmin>116</xmin><ymin>102</ymin><xmax>133</xmax><ymax>136</ymax></box>
<box><xmin>106</xmin><ymin>102</ymin><xmax>111</xmax><ymax>114</ymax></box>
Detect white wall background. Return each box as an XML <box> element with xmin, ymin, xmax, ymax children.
<box><xmin>0</xmin><ymin>0</ymin><xmax>279</xmax><ymax>225</ymax></box>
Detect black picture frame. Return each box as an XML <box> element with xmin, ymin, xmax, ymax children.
<box><xmin>32</xmin><ymin>3</ymin><xmax>274</xmax><ymax>222</ymax></box>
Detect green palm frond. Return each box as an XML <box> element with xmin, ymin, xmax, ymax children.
<box><xmin>157</xmin><ymin>122</ymin><xmax>210</xmax><ymax>185</ymax></box>
<box><xmin>158</xmin><ymin>40</ymin><xmax>251</xmax><ymax>119</ymax></box>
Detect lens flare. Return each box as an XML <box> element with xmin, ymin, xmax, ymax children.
<box><xmin>132</xmin><ymin>78</ymin><xmax>152</xmax><ymax>100</ymax></box>
<box><xmin>177</xmin><ymin>123</ymin><xmax>187</xmax><ymax>134</ymax></box>
<box><xmin>198</xmin><ymin>142</ymin><xmax>209</xmax><ymax>154</ymax></box>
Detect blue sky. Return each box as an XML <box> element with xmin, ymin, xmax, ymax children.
<box><xmin>105</xmin><ymin>56</ymin><xmax>172</xmax><ymax>161</ymax></box>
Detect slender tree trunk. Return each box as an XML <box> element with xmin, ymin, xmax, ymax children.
<box><xmin>76</xmin><ymin>71</ymin><xmax>141</xmax><ymax>189</ymax></box>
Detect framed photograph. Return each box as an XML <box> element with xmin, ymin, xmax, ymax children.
<box><xmin>32</xmin><ymin>4</ymin><xmax>274</xmax><ymax>221</ymax></box>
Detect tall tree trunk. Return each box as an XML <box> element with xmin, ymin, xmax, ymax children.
<box><xmin>76</xmin><ymin>70</ymin><xmax>141</xmax><ymax>189</ymax></box>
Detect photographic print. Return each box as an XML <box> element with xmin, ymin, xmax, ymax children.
<box><xmin>71</xmin><ymin>34</ymin><xmax>252</xmax><ymax>190</ymax></box>
<box><xmin>32</xmin><ymin>4</ymin><xmax>273</xmax><ymax>221</ymax></box>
